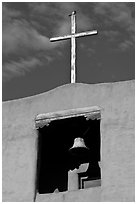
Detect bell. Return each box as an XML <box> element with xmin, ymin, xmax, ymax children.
<box><xmin>69</xmin><ymin>137</ymin><xmax>89</xmax><ymax>157</ymax></box>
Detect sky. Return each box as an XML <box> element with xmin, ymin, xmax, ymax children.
<box><xmin>2</xmin><ymin>2</ymin><xmax>135</xmax><ymax>101</ymax></box>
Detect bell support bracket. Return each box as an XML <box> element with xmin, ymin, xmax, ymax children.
<box><xmin>85</xmin><ymin>111</ymin><xmax>101</xmax><ymax>121</ymax></box>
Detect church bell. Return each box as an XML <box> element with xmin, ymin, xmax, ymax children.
<box><xmin>69</xmin><ymin>137</ymin><xmax>89</xmax><ymax>157</ymax></box>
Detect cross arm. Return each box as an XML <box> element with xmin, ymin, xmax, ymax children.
<box><xmin>50</xmin><ymin>34</ymin><xmax>72</xmax><ymax>42</ymax></box>
<box><xmin>74</xmin><ymin>30</ymin><xmax>98</xmax><ymax>38</ymax></box>
<box><xmin>50</xmin><ymin>30</ymin><xmax>98</xmax><ymax>42</ymax></box>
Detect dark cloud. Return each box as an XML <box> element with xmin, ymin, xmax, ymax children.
<box><xmin>2</xmin><ymin>4</ymin><xmax>59</xmax><ymax>80</ymax></box>
<box><xmin>101</xmin><ymin>30</ymin><xmax>120</xmax><ymax>42</ymax></box>
<box><xmin>94</xmin><ymin>2</ymin><xmax>134</xmax><ymax>29</ymax></box>
<box><xmin>3</xmin><ymin>57</ymin><xmax>43</xmax><ymax>81</ymax></box>
<box><xmin>2</xmin><ymin>4</ymin><xmax>22</xmax><ymax>25</ymax></box>
<box><xmin>119</xmin><ymin>40</ymin><xmax>134</xmax><ymax>52</ymax></box>
<box><xmin>93</xmin><ymin>2</ymin><xmax>134</xmax><ymax>51</ymax></box>
<box><xmin>3</xmin><ymin>19</ymin><xmax>56</xmax><ymax>54</ymax></box>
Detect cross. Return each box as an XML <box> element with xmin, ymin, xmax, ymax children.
<box><xmin>50</xmin><ymin>11</ymin><xmax>98</xmax><ymax>83</ymax></box>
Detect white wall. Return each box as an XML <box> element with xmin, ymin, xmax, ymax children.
<box><xmin>2</xmin><ymin>80</ymin><xmax>135</xmax><ymax>201</ymax></box>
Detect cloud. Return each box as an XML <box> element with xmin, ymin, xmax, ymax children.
<box><xmin>93</xmin><ymin>2</ymin><xmax>134</xmax><ymax>50</ymax></box>
<box><xmin>2</xmin><ymin>3</ymin><xmax>21</xmax><ymax>25</ymax></box>
<box><xmin>2</xmin><ymin>3</ymin><xmax>61</xmax><ymax>57</ymax></box>
<box><xmin>101</xmin><ymin>30</ymin><xmax>120</xmax><ymax>41</ymax></box>
<box><xmin>93</xmin><ymin>2</ymin><xmax>134</xmax><ymax>30</ymax></box>
<box><xmin>119</xmin><ymin>40</ymin><xmax>134</xmax><ymax>52</ymax></box>
<box><xmin>29</xmin><ymin>2</ymin><xmax>78</xmax><ymax>19</ymax></box>
<box><xmin>80</xmin><ymin>43</ymin><xmax>95</xmax><ymax>56</ymax></box>
<box><xmin>3</xmin><ymin>57</ymin><xmax>43</xmax><ymax>80</ymax></box>
<box><xmin>3</xmin><ymin>19</ymin><xmax>57</xmax><ymax>56</ymax></box>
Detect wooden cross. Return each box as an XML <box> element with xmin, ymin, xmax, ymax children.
<box><xmin>50</xmin><ymin>11</ymin><xmax>98</xmax><ymax>83</ymax></box>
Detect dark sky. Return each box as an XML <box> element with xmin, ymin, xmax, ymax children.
<box><xmin>2</xmin><ymin>2</ymin><xmax>135</xmax><ymax>101</ymax></box>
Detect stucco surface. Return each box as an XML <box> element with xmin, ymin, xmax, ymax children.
<box><xmin>36</xmin><ymin>187</ymin><xmax>101</xmax><ymax>202</ymax></box>
<box><xmin>2</xmin><ymin>80</ymin><xmax>135</xmax><ymax>201</ymax></box>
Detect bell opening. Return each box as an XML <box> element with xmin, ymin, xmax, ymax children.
<box><xmin>36</xmin><ymin>115</ymin><xmax>101</xmax><ymax>194</ymax></box>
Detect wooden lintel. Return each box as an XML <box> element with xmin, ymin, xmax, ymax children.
<box><xmin>35</xmin><ymin>106</ymin><xmax>102</xmax><ymax>129</ymax></box>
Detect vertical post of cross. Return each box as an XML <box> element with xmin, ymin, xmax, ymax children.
<box><xmin>50</xmin><ymin>11</ymin><xmax>98</xmax><ymax>84</ymax></box>
<box><xmin>70</xmin><ymin>11</ymin><xmax>76</xmax><ymax>83</ymax></box>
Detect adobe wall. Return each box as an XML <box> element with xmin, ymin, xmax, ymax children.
<box><xmin>2</xmin><ymin>80</ymin><xmax>135</xmax><ymax>201</ymax></box>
